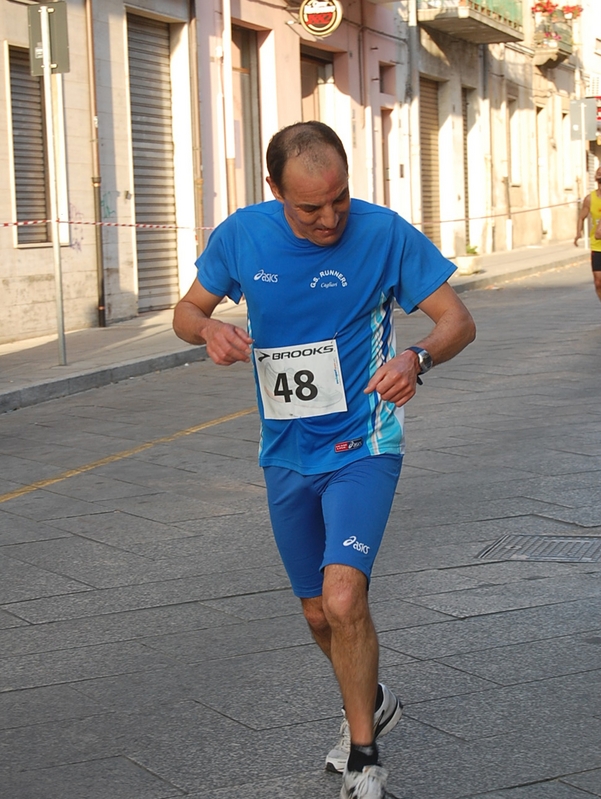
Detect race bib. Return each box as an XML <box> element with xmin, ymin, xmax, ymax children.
<box><xmin>254</xmin><ymin>339</ymin><xmax>347</xmax><ymax>420</ymax></box>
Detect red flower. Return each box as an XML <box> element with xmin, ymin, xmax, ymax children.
<box><xmin>561</xmin><ymin>4</ymin><xmax>582</xmax><ymax>17</ymax></box>
<box><xmin>531</xmin><ymin>1</ymin><xmax>558</xmax><ymax>12</ymax></box>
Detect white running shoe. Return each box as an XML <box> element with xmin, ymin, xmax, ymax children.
<box><xmin>325</xmin><ymin>683</ymin><xmax>403</xmax><ymax>773</ymax></box>
<box><xmin>340</xmin><ymin>764</ymin><xmax>388</xmax><ymax>799</ymax></box>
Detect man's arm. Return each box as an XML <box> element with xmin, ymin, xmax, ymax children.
<box><xmin>575</xmin><ymin>194</ymin><xmax>591</xmax><ymax>246</ymax></box>
<box><xmin>364</xmin><ymin>282</ymin><xmax>476</xmax><ymax>407</ymax></box>
<box><xmin>173</xmin><ymin>279</ymin><xmax>253</xmax><ymax>366</ymax></box>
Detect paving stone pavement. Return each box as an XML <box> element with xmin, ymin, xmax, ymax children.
<box><xmin>0</xmin><ymin>260</ymin><xmax>600</xmax><ymax>798</ymax></box>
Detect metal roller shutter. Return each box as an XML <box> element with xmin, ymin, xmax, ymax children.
<box><xmin>9</xmin><ymin>48</ymin><xmax>50</xmax><ymax>245</ymax></box>
<box><xmin>419</xmin><ymin>78</ymin><xmax>441</xmax><ymax>248</ymax></box>
<box><xmin>127</xmin><ymin>15</ymin><xmax>179</xmax><ymax>312</ymax></box>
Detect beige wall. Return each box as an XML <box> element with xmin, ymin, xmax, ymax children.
<box><xmin>0</xmin><ymin>0</ymin><xmax>596</xmax><ymax>344</ymax></box>
<box><xmin>0</xmin><ymin>2</ymin><xmax>100</xmax><ymax>343</ymax></box>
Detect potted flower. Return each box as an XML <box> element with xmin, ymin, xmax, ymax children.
<box><xmin>543</xmin><ymin>29</ymin><xmax>561</xmax><ymax>46</ymax></box>
<box><xmin>561</xmin><ymin>4</ymin><xmax>582</xmax><ymax>19</ymax></box>
<box><xmin>455</xmin><ymin>245</ymin><xmax>481</xmax><ymax>276</ymax></box>
<box><xmin>531</xmin><ymin>1</ymin><xmax>558</xmax><ymax>13</ymax></box>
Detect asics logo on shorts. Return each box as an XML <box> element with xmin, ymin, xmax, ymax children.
<box><xmin>343</xmin><ymin>535</ymin><xmax>370</xmax><ymax>554</ymax></box>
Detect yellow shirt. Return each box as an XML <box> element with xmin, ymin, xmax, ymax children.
<box><xmin>590</xmin><ymin>191</ymin><xmax>601</xmax><ymax>252</ymax></box>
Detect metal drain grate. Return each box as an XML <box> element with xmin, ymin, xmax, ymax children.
<box><xmin>477</xmin><ymin>534</ymin><xmax>601</xmax><ymax>563</ymax></box>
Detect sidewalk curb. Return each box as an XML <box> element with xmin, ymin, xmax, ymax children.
<box><xmin>451</xmin><ymin>252</ymin><xmax>589</xmax><ymax>293</ymax></box>
<box><xmin>0</xmin><ymin>344</ymin><xmax>207</xmax><ymax>414</ymax></box>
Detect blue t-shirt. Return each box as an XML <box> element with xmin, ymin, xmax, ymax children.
<box><xmin>197</xmin><ymin>199</ymin><xmax>455</xmax><ymax>474</ymax></box>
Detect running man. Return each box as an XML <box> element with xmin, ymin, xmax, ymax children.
<box><xmin>575</xmin><ymin>165</ymin><xmax>601</xmax><ymax>305</ymax></box>
<box><xmin>173</xmin><ymin>121</ymin><xmax>476</xmax><ymax>799</ymax></box>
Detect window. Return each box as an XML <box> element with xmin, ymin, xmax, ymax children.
<box><xmin>232</xmin><ymin>26</ymin><xmax>262</xmax><ymax>207</ymax></box>
<box><xmin>300</xmin><ymin>46</ymin><xmax>333</xmax><ymax>123</ymax></box>
<box><xmin>379</xmin><ymin>64</ymin><xmax>395</xmax><ymax>96</ymax></box>
<box><xmin>562</xmin><ymin>112</ymin><xmax>573</xmax><ymax>189</ymax></box>
<box><xmin>9</xmin><ymin>47</ymin><xmax>50</xmax><ymax>244</ymax></box>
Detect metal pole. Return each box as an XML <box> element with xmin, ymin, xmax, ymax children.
<box><xmin>40</xmin><ymin>4</ymin><xmax>67</xmax><ymax>365</ymax></box>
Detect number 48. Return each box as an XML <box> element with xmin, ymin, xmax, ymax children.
<box><xmin>274</xmin><ymin>370</ymin><xmax>318</xmax><ymax>402</ymax></box>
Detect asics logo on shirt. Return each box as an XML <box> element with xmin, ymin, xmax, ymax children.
<box><xmin>254</xmin><ymin>269</ymin><xmax>279</xmax><ymax>282</ymax></box>
<box><xmin>343</xmin><ymin>535</ymin><xmax>370</xmax><ymax>554</ymax></box>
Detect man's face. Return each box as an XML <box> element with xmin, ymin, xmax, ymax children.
<box><xmin>267</xmin><ymin>151</ymin><xmax>350</xmax><ymax>247</ymax></box>
<box><xmin>596</xmin><ymin>169</ymin><xmax>601</xmax><ymax>185</ymax></box>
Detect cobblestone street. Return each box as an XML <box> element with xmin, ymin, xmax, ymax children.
<box><xmin>1</xmin><ymin>261</ymin><xmax>600</xmax><ymax>798</ymax></box>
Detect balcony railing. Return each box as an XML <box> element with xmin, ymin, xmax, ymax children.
<box><xmin>533</xmin><ymin>10</ymin><xmax>573</xmax><ymax>67</ymax></box>
<box><xmin>417</xmin><ymin>0</ymin><xmax>524</xmax><ymax>44</ymax></box>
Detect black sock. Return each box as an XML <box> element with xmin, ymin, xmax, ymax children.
<box><xmin>347</xmin><ymin>742</ymin><xmax>380</xmax><ymax>772</ymax></box>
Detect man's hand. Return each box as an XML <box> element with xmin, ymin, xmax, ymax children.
<box><xmin>173</xmin><ymin>280</ymin><xmax>252</xmax><ymax>366</ymax></box>
<box><xmin>202</xmin><ymin>318</ymin><xmax>253</xmax><ymax>365</ymax></box>
<box><xmin>364</xmin><ymin>350</ymin><xmax>419</xmax><ymax>408</ymax></box>
<box><xmin>364</xmin><ymin>282</ymin><xmax>475</xmax><ymax>408</ymax></box>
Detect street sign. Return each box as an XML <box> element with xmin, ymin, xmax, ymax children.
<box><xmin>298</xmin><ymin>0</ymin><xmax>343</xmax><ymax>37</ymax></box>
<box><xmin>570</xmin><ymin>98</ymin><xmax>597</xmax><ymax>141</ymax></box>
<box><xmin>28</xmin><ymin>1</ymin><xmax>69</xmax><ymax>76</ymax></box>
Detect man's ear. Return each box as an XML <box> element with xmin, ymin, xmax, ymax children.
<box><xmin>266</xmin><ymin>176</ymin><xmax>284</xmax><ymax>203</ymax></box>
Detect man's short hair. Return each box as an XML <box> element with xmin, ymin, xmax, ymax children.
<box><xmin>266</xmin><ymin>121</ymin><xmax>348</xmax><ymax>191</ymax></box>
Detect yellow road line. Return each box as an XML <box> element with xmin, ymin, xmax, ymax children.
<box><xmin>0</xmin><ymin>407</ymin><xmax>257</xmax><ymax>506</ymax></box>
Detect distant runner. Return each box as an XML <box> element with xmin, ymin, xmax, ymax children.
<box><xmin>575</xmin><ymin>165</ymin><xmax>601</xmax><ymax>305</ymax></box>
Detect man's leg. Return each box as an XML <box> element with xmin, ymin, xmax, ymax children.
<box><xmin>591</xmin><ymin>253</ymin><xmax>601</xmax><ymax>304</ymax></box>
<box><xmin>301</xmin><ymin>566</ymin><xmax>377</xmax><ymax>745</ymax></box>
<box><xmin>322</xmin><ymin>563</ymin><xmax>378</xmax><ymax>746</ymax></box>
<box><xmin>594</xmin><ymin>270</ymin><xmax>601</xmax><ymax>304</ymax></box>
<box><xmin>301</xmin><ymin>595</ymin><xmax>331</xmax><ymax>658</ymax></box>
<box><xmin>266</xmin><ymin>456</ymin><xmax>402</xmax><ymax>780</ymax></box>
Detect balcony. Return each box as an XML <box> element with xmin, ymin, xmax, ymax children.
<box><xmin>417</xmin><ymin>0</ymin><xmax>524</xmax><ymax>44</ymax></box>
<box><xmin>533</xmin><ymin>10</ymin><xmax>573</xmax><ymax>67</ymax></box>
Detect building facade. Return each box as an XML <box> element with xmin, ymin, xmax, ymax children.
<box><xmin>1</xmin><ymin>0</ymin><xmax>600</xmax><ymax>344</ymax></box>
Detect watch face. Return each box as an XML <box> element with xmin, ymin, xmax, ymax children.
<box><xmin>419</xmin><ymin>350</ymin><xmax>433</xmax><ymax>372</ymax></box>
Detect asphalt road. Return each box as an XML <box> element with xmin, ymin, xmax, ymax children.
<box><xmin>0</xmin><ymin>261</ymin><xmax>600</xmax><ymax>798</ymax></box>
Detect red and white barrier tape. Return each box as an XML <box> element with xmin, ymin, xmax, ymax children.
<box><xmin>2</xmin><ymin>199</ymin><xmax>581</xmax><ymax>231</ymax></box>
<box><xmin>414</xmin><ymin>199</ymin><xmax>580</xmax><ymax>228</ymax></box>
<box><xmin>2</xmin><ymin>219</ymin><xmax>215</xmax><ymax>230</ymax></box>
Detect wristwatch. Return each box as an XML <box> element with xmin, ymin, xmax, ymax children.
<box><xmin>405</xmin><ymin>346</ymin><xmax>433</xmax><ymax>375</ymax></box>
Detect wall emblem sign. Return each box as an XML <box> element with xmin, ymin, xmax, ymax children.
<box><xmin>298</xmin><ymin>0</ymin><xmax>343</xmax><ymax>37</ymax></box>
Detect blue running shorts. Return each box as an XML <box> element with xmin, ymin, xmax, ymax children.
<box><xmin>264</xmin><ymin>454</ymin><xmax>403</xmax><ymax>598</ymax></box>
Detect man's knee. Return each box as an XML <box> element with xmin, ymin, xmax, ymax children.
<box><xmin>321</xmin><ymin>565</ymin><xmax>369</xmax><ymax>627</ymax></box>
<box><xmin>301</xmin><ymin>595</ymin><xmax>329</xmax><ymax>636</ymax></box>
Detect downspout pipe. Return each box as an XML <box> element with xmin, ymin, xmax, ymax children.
<box><xmin>84</xmin><ymin>0</ymin><xmax>106</xmax><ymax>326</ymax></box>
<box><xmin>188</xmin><ymin>0</ymin><xmax>204</xmax><ymax>254</ymax></box>
<box><xmin>407</xmin><ymin>0</ymin><xmax>421</xmax><ymax>227</ymax></box>
<box><xmin>222</xmin><ymin>0</ymin><xmax>237</xmax><ymax>215</ymax></box>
